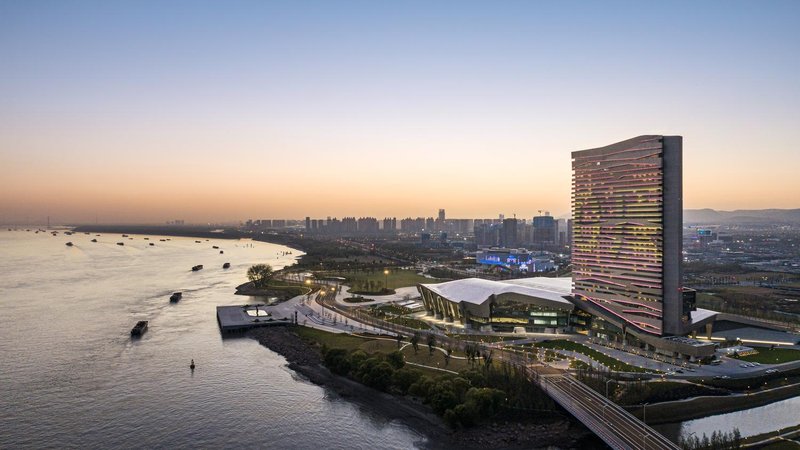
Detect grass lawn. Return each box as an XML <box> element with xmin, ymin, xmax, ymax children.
<box><xmin>263</xmin><ymin>279</ymin><xmax>312</xmax><ymax>297</ymax></box>
<box><xmin>337</xmin><ymin>269</ymin><xmax>435</xmax><ymax>292</ymax></box>
<box><xmin>294</xmin><ymin>326</ymin><xmax>469</xmax><ymax>373</ymax></box>
<box><xmin>343</xmin><ymin>296</ymin><xmax>374</xmax><ymax>303</ymax></box>
<box><xmin>295</xmin><ymin>326</ymin><xmax>382</xmax><ymax>351</ymax></box>
<box><xmin>698</xmin><ymin>367</ymin><xmax>800</xmax><ymax>391</ymax></box>
<box><xmin>385</xmin><ymin>316</ymin><xmax>432</xmax><ymax>330</ymax></box>
<box><xmin>641</xmin><ymin>382</ymin><xmax>800</xmax><ymax>425</ymax></box>
<box><xmin>446</xmin><ymin>334</ymin><xmax>521</xmax><ymax>343</ymax></box>
<box><xmin>375</xmin><ymin>304</ymin><xmax>412</xmax><ymax>315</ymax></box>
<box><xmin>401</xmin><ymin>345</ymin><xmax>471</xmax><ymax>372</ymax></box>
<box><xmin>537</xmin><ymin>340</ymin><xmax>653</xmax><ymax>373</ymax></box>
<box><xmin>735</xmin><ymin>348</ymin><xmax>800</xmax><ymax>364</ymax></box>
<box><xmin>743</xmin><ymin>424</ymin><xmax>800</xmax><ymax>448</ymax></box>
<box><xmin>757</xmin><ymin>442</ymin><xmax>800</xmax><ymax>450</ymax></box>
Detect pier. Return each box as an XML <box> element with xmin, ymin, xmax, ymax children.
<box><xmin>216</xmin><ymin>305</ymin><xmax>293</xmax><ymax>332</ymax></box>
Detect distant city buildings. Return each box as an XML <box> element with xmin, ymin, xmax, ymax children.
<box><xmin>296</xmin><ymin>209</ymin><xmax>571</xmax><ymax>252</ymax></box>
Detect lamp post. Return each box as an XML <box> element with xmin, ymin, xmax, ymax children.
<box><xmin>384</xmin><ymin>269</ymin><xmax>389</xmax><ymax>292</ymax></box>
<box><xmin>605</xmin><ymin>378</ymin><xmax>617</xmax><ymax>398</ymax></box>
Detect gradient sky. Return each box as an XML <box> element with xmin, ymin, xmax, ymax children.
<box><xmin>2</xmin><ymin>0</ymin><xmax>799</xmax><ymax>224</ymax></box>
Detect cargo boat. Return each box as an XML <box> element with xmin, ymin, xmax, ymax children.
<box><xmin>130</xmin><ymin>321</ymin><xmax>148</xmax><ymax>337</ymax></box>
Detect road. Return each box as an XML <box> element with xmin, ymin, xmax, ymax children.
<box><xmin>542</xmin><ymin>373</ymin><xmax>680</xmax><ymax>450</ymax></box>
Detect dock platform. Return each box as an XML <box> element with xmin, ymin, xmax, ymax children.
<box><xmin>216</xmin><ymin>305</ymin><xmax>292</xmax><ymax>332</ymax></box>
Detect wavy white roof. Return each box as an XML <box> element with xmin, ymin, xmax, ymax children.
<box><xmin>419</xmin><ymin>277</ymin><xmax>573</xmax><ymax>307</ymax></box>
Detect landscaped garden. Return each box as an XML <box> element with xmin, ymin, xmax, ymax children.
<box><xmin>332</xmin><ymin>268</ymin><xmax>437</xmax><ymax>295</ymax></box>
<box><xmin>733</xmin><ymin>347</ymin><xmax>800</xmax><ymax>364</ymax></box>
<box><xmin>536</xmin><ymin>340</ymin><xmax>653</xmax><ymax>373</ymax></box>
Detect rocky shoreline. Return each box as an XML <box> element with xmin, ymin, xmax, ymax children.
<box><xmin>248</xmin><ymin>327</ymin><xmax>604</xmax><ymax>450</ymax></box>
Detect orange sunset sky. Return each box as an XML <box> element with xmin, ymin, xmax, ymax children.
<box><xmin>2</xmin><ymin>2</ymin><xmax>799</xmax><ymax>224</ymax></box>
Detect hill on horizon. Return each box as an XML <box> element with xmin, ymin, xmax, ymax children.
<box><xmin>684</xmin><ymin>208</ymin><xmax>800</xmax><ymax>224</ymax></box>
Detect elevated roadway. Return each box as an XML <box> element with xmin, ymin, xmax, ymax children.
<box><xmin>541</xmin><ymin>373</ymin><xmax>680</xmax><ymax>450</ymax></box>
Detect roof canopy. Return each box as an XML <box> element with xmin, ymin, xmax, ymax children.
<box><xmin>420</xmin><ymin>277</ymin><xmax>573</xmax><ymax>309</ymax></box>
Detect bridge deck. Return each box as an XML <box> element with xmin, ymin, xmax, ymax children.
<box><xmin>541</xmin><ymin>374</ymin><xmax>680</xmax><ymax>450</ymax></box>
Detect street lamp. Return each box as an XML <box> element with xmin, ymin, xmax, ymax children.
<box><xmin>605</xmin><ymin>378</ymin><xmax>617</xmax><ymax>398</ymax></box>
<box><xmin>384</xmin><ymin>269</ymin><xmax>389</xmax><ymax>291</ymax></box>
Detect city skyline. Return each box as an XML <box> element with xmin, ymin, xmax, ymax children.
<box><xmin>3</xmin><ymin>1</ymin><xmax>800</xmax><ymax>224</ymax></box>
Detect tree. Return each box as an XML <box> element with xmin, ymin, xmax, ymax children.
<box><xmin>391</xmin><ymin>367</ymin><xmax>422</xmax><ymax>395</ymax></box>
<box><xmin>387</xmin><ymin>350</ymin><xmax>405</xmax><ymax>369</ymax></box>
<box><xmin>323</xmin><ymin>348</ymin><xmax>352</xmax><ymax>375</ymax></box>
<box><xmin>411</xmin><ymin>332</ymin><xmax>420</xmax><ymax>354</ymax></box>
<box><xmin>247</xmin><ymin>264</ymin><xmax>274</xmax><ymax>288</ymax></box>
<box><xmin>427</xmin><ymin>334</ymin><xmax>436</xmax><ymax>356</ymax></box>
<box><xmin>396</xmin><ymin>333</ymin><xmax>404</xmax><ymax>348</ymax></box>
<box><xmin>444</xmin><ymin>346</ymin><xmax>453</xmax><ymax>367</ymax></box>
<box><xmin>482</xmin><ymin>350</ymin><xmax>493</xmax><ymax>371</ymax></box>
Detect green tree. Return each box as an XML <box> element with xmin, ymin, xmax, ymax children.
<box><xmin>428</xmin><ymin>381</ymin><xmax>459</xmax><ymax>414</ymax></box>
<box><xmin>387</xmin><ymin>350</ymin><xmax>405</xmax><ymax>369</ymax></box>
<box><xmin>362</xmin><ymin>361</ymin><xmax>395</xmax><ymax>391</ymax></box>
<box><xmin>391</xmin><ymin>367</ymin><xmax>421</xmax><ymax>394</ymax></box>
<box><xmin>410</xmin><ymin>332</ymin><xmax>420</xmax><ymax>354</ymax></box>
<box><xmin>444</xmin><ymin>346</ymin><xmax>453</xmax><ymax>367</ymax></box>
<box><xmin>323</xmin><ymin>348</ymin><xmax>351</xmax><ymax>375</ymax></box>
<box><xmin>482</xmin><ymin>350</ymin><xmax>493</xmax><ymax>371</ymax></box>
<box><xmin>247</xmin><ymin>264</ymin><xmax>274</xmax><ymax>288</ymax></box>
<box><xmin>408</xmin><ymin>375</ymin><xmax>434</xmax><ymax>398</ymax></box>
<box><xmin>427</xmin><ymin>333</ymin><xmax>436</xmax><ymax>356</ymax></box>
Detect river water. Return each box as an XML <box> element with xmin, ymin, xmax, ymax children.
<box><xmin>653</xmin><ymin>395</ymin><xmax>800</xmax><ymax>442</ymax></box>
<box><xmin>0</xmin><ymin>229</ymin><xmax>426</xmax><ymax>449</ymax></box>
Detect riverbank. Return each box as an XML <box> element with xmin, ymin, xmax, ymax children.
<box><xmin>249</xmin><ymin>326</ymin><xmax>603</xmax><ymax>449</ymax></box>
<box><xmin>234</xmin><ymin>281</ymin><xmax>310</xmax><ymax>302</ymax></box>
<box><xmin>73</xmin><ymin>224</ymin><xmax>242</xmax><ymax>240</ymax></box>
<box><xmin>629</xmin><ymin>382</ymin><xmax>800</xmax><ymax>425</ymax></box>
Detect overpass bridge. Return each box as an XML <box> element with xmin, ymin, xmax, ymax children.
<box><xmin>541</xmin><ymin>374</ymin><xmax>680</xmax><ymax>450</ymax></box>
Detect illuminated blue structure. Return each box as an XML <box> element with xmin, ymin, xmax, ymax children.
<box><xmin>475</xmin><ymin>248</ymin><xmax>555</xmax><ymax>272</ymax></box>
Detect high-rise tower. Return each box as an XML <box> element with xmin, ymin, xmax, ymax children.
<box><xmin>571</xmin><ymin>135</ymin><xmax>684</xmax><ymax>336</ymax></box>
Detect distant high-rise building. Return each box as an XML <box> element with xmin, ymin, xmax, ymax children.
<box><xmin>438</xmin><ymin>209</ymin><xmax>445</xmax><ymax>222</ymax></box>
<box><xmin>341</xmin><ymin>217</ymin><xmax>357</xmax><ymax>233</ymax></box>
<box><xmin>425</xmin><ymin>217</ymin><xmax>435</xmax><ymax>231</ymax></box>
<box><xmin>532</xmin><ymin>214</ymin><xmax>556</xmax><ymax>246</ymax></box>
<box><xmin>572</xmin><ymin>135</ymin><xmax>684</xmax><ymax>336</ymax></box>
<box><xmin>502</xmin><ymin>218</ymin><xmax>518</xmax><ymax>248</ymax></box>
<box><xmin>567</xmin><ymin>219</ymin><xmax>573</xmax><ymax>246</ymax></box>
<box><xmin>555</xmin><ymin>218</ymin><xmax>567</xmax><ymax>246</ymax></box>
<box><xmin>383</xmin><ymin>217</ymin><xmax>396</xmax><ymax>232</ymax></box>
<box><xmin>305</xmin><ymin>217</ymin><xmax>311</xmax><ymax>231</ymax></box>
<box><xmin>357</xmin><ymin>217</ymin><xmax>379</xmax><ymax>234</ymax></box>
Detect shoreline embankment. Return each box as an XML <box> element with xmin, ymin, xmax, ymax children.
<box><xmin>248</xmin><ymin>326</ymin><xmax>601</xmax><ymax>450</ymax></box>
<box><xmin>72</xmin><ymin>225</ymin><xmax>243</xmax><ymax>240</ymax></box>
<box><xmin>628</xmin><ymin>382</ymin><xmax>800</xmax><ymax>425</ymax></box>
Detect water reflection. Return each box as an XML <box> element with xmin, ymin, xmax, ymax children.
<box><xmin>654</xmin><ymin>395</ymin><xmax>800</xmax><ymax>442</ymax></box>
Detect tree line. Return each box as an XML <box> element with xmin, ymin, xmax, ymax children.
<box><xmin>320</xmin><ymin>345</ymin><xmax>555</xmax><ymax>428</ymax></box>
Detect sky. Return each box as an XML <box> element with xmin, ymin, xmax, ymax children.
<box><xmin>1</xmin><ymin>0</ymin><xmax>799</xmax><ymax>224</ymax></box>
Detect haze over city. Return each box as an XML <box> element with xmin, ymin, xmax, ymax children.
<box><xmin>2</xmin><ymin>0</ymin><xmax>799</xmax><ymax>224</ymax></box>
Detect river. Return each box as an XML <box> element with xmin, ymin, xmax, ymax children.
<box><xmin>0</xmin><ymin>229</ymin><xmax>426</xmax><ymax>448</ymax></box>
<box><xmin>653</xmin><ymin>394</ymin><xmax>800</xmax><ymax>443</ymax></box>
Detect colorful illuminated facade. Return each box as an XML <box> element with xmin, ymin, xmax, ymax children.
<box><xmin>571</xmin><ymin>135</ymin><xmax>685</xmax><ymax>336</ymax></box>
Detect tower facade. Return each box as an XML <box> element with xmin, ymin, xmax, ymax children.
<box><xmin>571</xmin><ymin>135</ymin><xmax>684</xmax><ymax>336</ymax></box>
